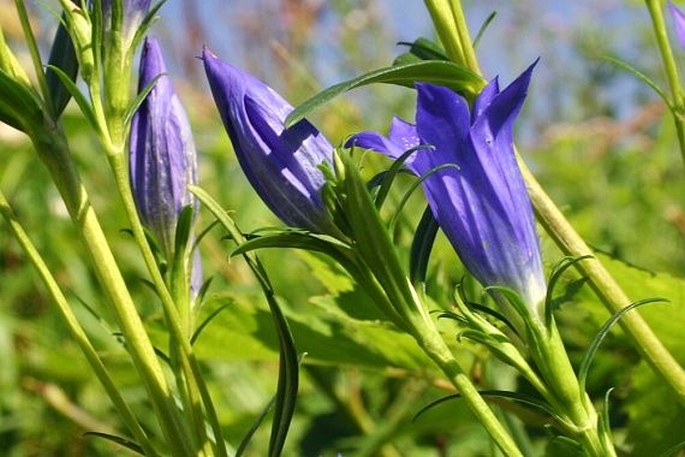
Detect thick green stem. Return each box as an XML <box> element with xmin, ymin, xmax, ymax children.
<box><xmin>519</xmin><ymin>159</ymin><xmax>685</xmax><ymax>402</ymax></box>
<box><xmin>29</xmin><ymin>125</ymin><xmax>192</xmax><ymax>456</ymax></box>
<box><xmin>0</xmin><ymin>190</ymin><xmax>158</xmax><ymax>457</ymax></box>
<box><xmin>645</xmin><ymin>0</ymin><xmax>685</xmax><ymax>166</ymax></box>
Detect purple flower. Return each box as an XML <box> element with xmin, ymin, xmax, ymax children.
<box><xmin>129</xmin><ymin>37</ymin><xmax>198</xmax><ymax>259</ymax></box>
<box><xmin>669</xmin><ymin>2</ymin><xmax>685</xmax><ymax>48</ymax></box>
<box><xmin>202</xmin><ymin>48</ymin><xmax>335</xmax><ymax>233</ymax></box>
<box><xmin>102</xmin><ymin>0</ymin><xmax>151</xmax><ymax>43</ymax></box>
<box><xmin>347</xmin><ymin>63</ymin><xmax>547</xmax><ymax>312</ymax></box>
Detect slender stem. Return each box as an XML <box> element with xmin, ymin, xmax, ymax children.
<box><xmin>108</xmin><ymin>151</ymin><xmax>227</xmax><ymax>457</ymax></box>
<box><xmin>0</xmin><ymin>190</ymin><xmax>159</xmax><ymax>457</ymax></box>
<box><xmin>29</xmin><ymin>126</ymin><xmax>192</xmax><ymax>456</ymax></box>
<box><xmin>645</xmin><ymin>0</ymin><xmax>685</xmax><ymax>166</ymax></box>
<box><xmin>416</xmin><ymin>328</ymin><xmax>523</xmax><ymax>457</ymax></box>
<box><xmin>519</xmin><ymin>158</ymin><xmax>685</xmax><ymax>402</ymax></box>
<box><xmin>448</xmin><ymin>0</ymin><xmax>481</xmax><ymax>72</ymax></box>
<box><xmin>423</xmin><ymin>0</ymin><xmax>466</xmax><ymax>63</ymax></box>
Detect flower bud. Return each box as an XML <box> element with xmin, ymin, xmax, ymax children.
<box><xmin>129</xmin><ymin>37</ymin><xmax>197</xmax><ymax>257</ymax></box>
<box><xmin>202</xmin><ymin>47</ymin><xmax>335</xmax><ymax>234</ymax></box>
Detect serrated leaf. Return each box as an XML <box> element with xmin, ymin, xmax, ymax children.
<box><xmin>285</xmin><ymin>61</ymin><xmax>485</xmax><ymax>127</ymax></box>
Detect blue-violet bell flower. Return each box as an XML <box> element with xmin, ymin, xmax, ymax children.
<box><xmin>130</xmin><ymin>37</ymin><xmax>199</xmax><ymax>262</ymax></box>
<box><xmin>669</xmin><ymin>2</ymin><xmax>685</xmax><ymax>48</ymax></box>
<box><xmin>347</xmin><ymin>62</ymin><xmax>547</xmax><ymax>313</ymax></box>
<box><xmin>202</xmin><ymin>47</ymin><xmax>335</xmax><ymax>234</ymax></box>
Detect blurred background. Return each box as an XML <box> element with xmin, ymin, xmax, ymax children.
<box><xmin>0</xmin><ymin>0</ymin><xmax>684</xmax><ymax>456</ymax></box>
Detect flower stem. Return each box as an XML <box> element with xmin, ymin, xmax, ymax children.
<box><xmin>415</xmin><ymin>326</ymin><xmax>524</xmax><ymax>457</ymax></box>
<box><xmin>0</xmin><ymin>190</ymin><xmax>159</xmax><ymax>457</ymax></box>
<box><xmin>108</xmin><ymin>150</ymin><xmax>227</xmax><ymax>457</ymax></box>
<box><xmin>645</xmin><ymin>0</ymin><xmax>685</xmax><ymax>166</ymax></box>
<box><xmin>29</xmin><ymin>124</ymin><xmax>192</xmax><ymax>456</ymax></box>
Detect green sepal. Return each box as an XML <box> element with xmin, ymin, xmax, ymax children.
<box><xmin>84</xmin><ymin>432</ymin><xmax>144</xmax><ymax>455</ymax></box>
<box><xmin>123</xmin><ymin>73</ymin><xmax>165</xmax><ymax>127</ymax></box>
<box><xmin>409</xmin><ymin>205</ymin><xmax>438</xmax><ymax>285</ymax></box>
<box><xmin>46</xmin><ymin>11</ymin><xmax>80</xmax><ymax>118</ymax></box>
<box><xmin>337</xmin><ymin>153</ymin><xmax>418</xmax><ymax>322</ymax></box>
<box><xmin>577</xmin><ymin>296</ymin><xmax>667</xmax><ymax>391</ymax></box>
<box><xmin>370</xmin><ymin>144</ymin><xmax>431</xmax><ymax>210</ymax></box>
<box><xmin>0</xmin><ymin>67</ymin><xmax>43</xmax><ymax>132</ymax></box>
<box><xmin>473</xmin><ymin>11</ymin><xmax>497</xmax><ymax>49</ymax></box>
<box><xmin>130</xmin><ymin>0</ymin><xmax>168</xmax><ymax>52</ymax></box>
<box><xmin>414</xmin><ymin>389</ymin><xmax>559</xmax><ymax>424</ymax></box>
<box><xmin>173</xmin><ymin>204</ymin><xmax>195</xmax><ymax>258</ymax></box>
<box><xmin>545</xmin><ymin>255</ymin><xmax>593</xmax><ymax>327</ymax></box>
<box><xmin>285</xmin><ymin>60</ymin><xmax>486</xmax><ymax>127</ymax></box>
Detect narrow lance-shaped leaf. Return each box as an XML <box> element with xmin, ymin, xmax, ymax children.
<box><xmin>285</xmin><ymin>60</ymin><xmax>486</xmax><ymax>127</ymax></box>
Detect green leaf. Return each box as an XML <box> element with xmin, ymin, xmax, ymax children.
<box><xmin>393</xmin><ymin>37</ymin><xmax>449</xmax><ymax>65</ymax></box>
<box><xmin>45</xmin><ymin>64</ymin><xmax>98</xmax><ymax>130</ymax></box>
<box><xmin>0</xmin><ymin>68</ymin><xmax>42</xmax><ymax>132</ymax></box>
<box><xmin>189</xmin><ymin>185</ymin><xmax>298</xmax><ymax>457</ymax></box>
<box><xmin>604</xmin><ymin>55</ymin><xmax>672</xmax><ymax>108</ymax></box>
<box><xmin>285</xmin><ymin>61</ymin><xmax>486</xmax><ymax>127</ymax></box>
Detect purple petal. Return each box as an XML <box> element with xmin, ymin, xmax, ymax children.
<box><xmin>387</xmin><ymin>117</ymin><xmax>420</xmax><ymax>153</ymax></box>
<box><xmin>472</xmin><ymin>77</ymin><xmax>500</xmax><ymax>121</ymax></box>
<box><xmin>346</xmin><ymin>131</ymin><xmax>407</xmax><ymax>159</ymax></box>
<box><xmin>670</xmin><ymin>2</ymin><xmax>685</xmax><ymax>48</ymax></box>
<box><xmin>413</xmin><ymin>83</ymin><xmax>470</xmax><ymax>174</ymax></box>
